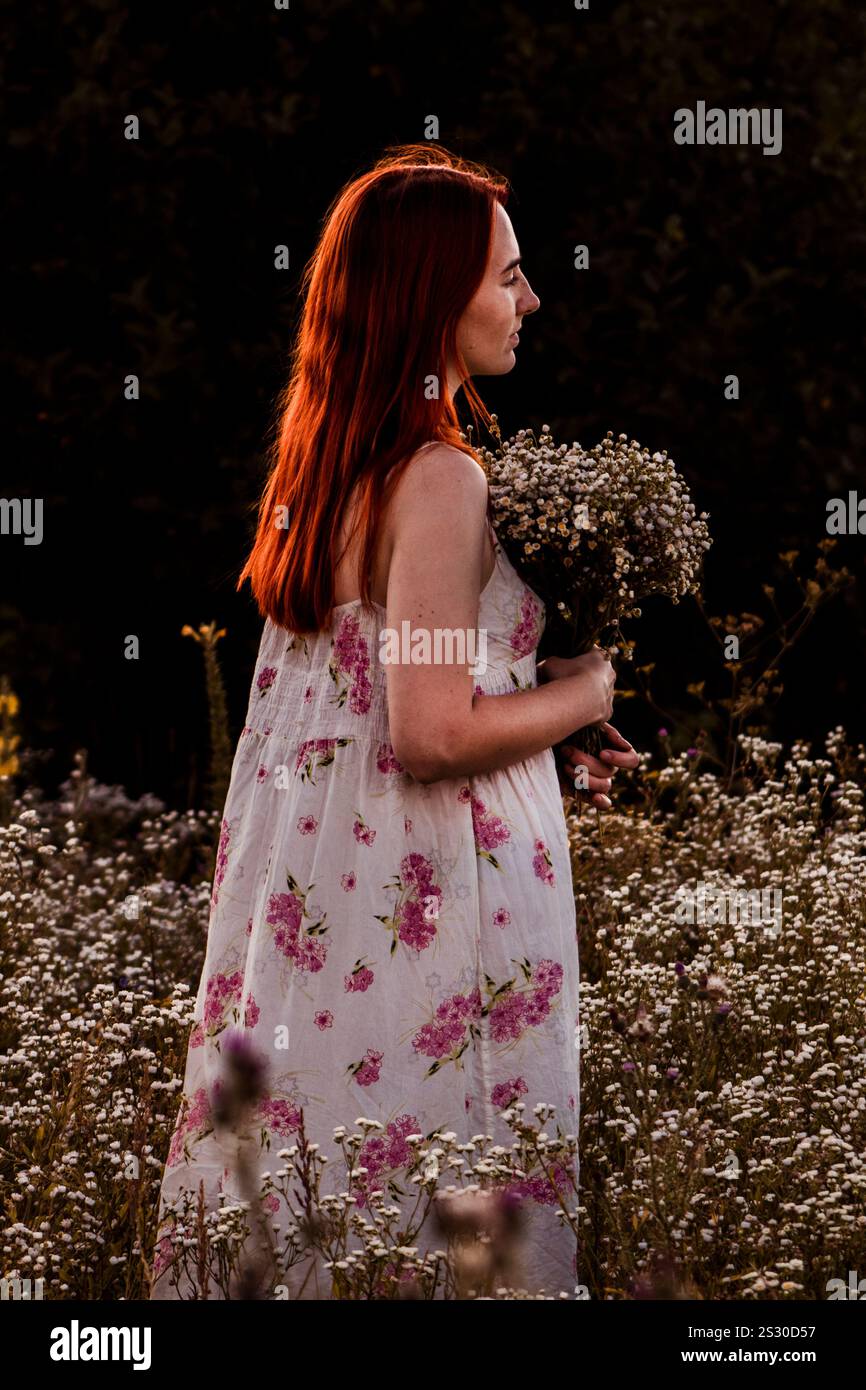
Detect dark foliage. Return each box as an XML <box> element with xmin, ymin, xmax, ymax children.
<box><xmin>4</xmin><ymin>0</ymin><xmax>865</xmax><ymax>804</ymax></box>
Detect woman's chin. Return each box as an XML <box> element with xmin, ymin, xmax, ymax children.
<box><xmin>465</xmin><ymin>353</ymin><xmax>517</xmax><ymax>378</ymax></box>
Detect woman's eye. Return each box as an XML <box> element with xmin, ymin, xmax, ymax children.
<box><xmin>505</xmin><ymin>272</ymin><xmax>519</xmax><ymax>285</ymax></box>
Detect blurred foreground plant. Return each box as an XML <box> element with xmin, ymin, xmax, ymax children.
<box><xmin>151</xmin><ymin>1099</ymin><xmax>579</xmax><ymax>1301</ymax></box>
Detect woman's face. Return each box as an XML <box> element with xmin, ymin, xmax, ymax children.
<box><xmin>451</xmin><ymin>202</ymin><xmax>540</xmax><ymax>391</ymax></box>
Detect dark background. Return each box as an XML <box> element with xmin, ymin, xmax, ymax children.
<box><xmin>4</xmin><ymin>0</ymin><xmax>865</xmax><ymax>807</ymax></box>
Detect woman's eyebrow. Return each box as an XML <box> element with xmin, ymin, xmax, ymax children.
<box><xmin>500</xmin><ymin>255</ymin><xmax>522</xmax><ymax>274</ymax></box>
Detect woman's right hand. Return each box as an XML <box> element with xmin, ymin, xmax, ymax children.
<box><xmin>539</xmin><ymin>646</ymin><xmax>616</xmax><ymax>726</ymax></box>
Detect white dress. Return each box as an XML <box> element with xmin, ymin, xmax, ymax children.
<box><xmin>150</xmin><ymin>522</ymin><xmax>581</xmax><ymax>1299</ymax></box>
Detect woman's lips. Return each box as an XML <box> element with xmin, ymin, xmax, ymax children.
<box><xmin>509</xmin><ymin>332</ymin><xmax>520</xmax><ymax>344</ymax></box>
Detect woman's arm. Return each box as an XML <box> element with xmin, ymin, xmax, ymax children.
<box><xmin>384</xmin><ymin>444</ymin><xmax>612</xmax><ymax>784</ymax></box>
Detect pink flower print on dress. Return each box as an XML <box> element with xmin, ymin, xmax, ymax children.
<box><xmin>256</xmin><ymin>665</ymin><xmax>278</xmax><ymax>697</ymax></box>
<box><xmin>263</xmin><ymin>1192</ymin><xmax>281</xmax><ymax>1214</ymax></box>
<box><xmin>375</xmin><ymin>741</ymin><xmax>405</xmax><ymax>775</ymax></box>
<box><xmin>297</xmin><ymin>814</ymin><xmax>318</xmax><ymax>835</ymax></box>
<box><xmin>377</xmin><ymin>851</ymin><xmax>442</xmax><ymax>956</ymax></box>
<box><xmin>492</xmin><ymin>907</ymin><xmax>511</xmax><ymax>929</ymax></box>
<box><xmin>315</xmin><ymin>1010</ymin><xmax>333</xmax><ymax>1030</ymax></box>
<box><xmin>403</xmin><ymin>816</ymin><xmax>413</xmax><ymax>835</ymax></box>
<box><xmin>462</xmin><ymin>788</ymin><xmax>511</xmax><ymax>869</ymax></box>
<box><xmin>152</xmin><ymin>1231</ymin><xmax>174</xmax><ymax>1279</ymax></box>
<box><xmin>350</xmin><ymin>1112</ymin><xmax>421</xmax><ymax>1210</ymax></box>
<box><xmin>244</xmin><ymin>995</ymin><xmax>260</xmax><ymax>1029</ymax></box>
<box><xmin>487</xmin><ymin>957</ymin><xmax>564</xmax><ymax>1047</ymax></box>
<box><xmin>167</xmin><ymin>1086</ymin><xmax>213</xmax><ymax>1167</ymax></box>
<box><xmin>257</xmin><ymin>765</ymin><xmax>269</xmax><ymax>783</ymax></box>
<box><xmin>411</xmin><ymin>987</ymin><xmax>483</xmax><ymax>1077</ymax></box>
<box><xmin>294</xmin><ymin>736</ymin><xmax>352</xmax><ymax>785</ymax></box>
<box><xmin>373</xmin><ymin>1264</ymin><xmax>423</xmax><ymax>1297</ymax></box>
<box><xmin>202</xmin><ymin>969</ymin><xmax>245</xmax><ymax>1039</ymax></box>
<box><xmin>345</xmin><ymin>961</ymin><xmax>375</xmax><ymax>993</ymax></box>
<box><xmin>352</xmin><ymin>810</ymin><xmax>376</xmax><ymax>846</ymax></box>
<box><xmin>257</xmin><ymin>1097</ymin><xmax>302</xmax><ymax>1140</ymax></box>
<box><xmin>211</xmin><ymin>819</ymin><xmax>231</xmax><ymax>908</ymax></box>
<box><xmin>329</xmin><ymin>612</ymin><xmax>373</xmax><ymax>715</ymax></box>
<box><xmin>487</xmin><ymin>991</ymin><xmax>525</xmax><ymax>1044</ymax></box>
<box><xmin>509</xmin><ymin>591</ymin><xmax>543</xmax><ymax>658</ymax></box>
<box><xmin>532</xmin><ymin>958</ymin><xmax>563</xmax><ymax>993</ymax></box>
<box><xmin>303</xmin><ymin>685</ymin><xmax>314</xmax><ymax>703</ymax></box>
<box><xmin>348</xmin><ymin>1046</ymin><xmax>383</xmax><ymax>1088</ymax></box>
<box><xmin>532</xmin><ymin>837</ymin><xmax>556</xmax><ymax>886</ymax></box>
<box><xmin>341</xmin><ymin>871</ymin><xmax>356</xmax><ymax>892</ymax></box>
<box><xmin>189</xmin><ymin>1022</ymin><xmax>205</xmax><ymax>1048</ymax></box>
<box><xmin>265</xmin><ymin>871</ymin><xmax>330</xmax><ymax>974</ymax></box>
<box><xmin>491</xmin><ymin>1076</ymin><xmax>529</xmax><ymax>1110</ymax></box>
<box><xmin>501</xmin><ymin>1156</ymin><xmax>577</xmax><ymax>1208</ymax></box>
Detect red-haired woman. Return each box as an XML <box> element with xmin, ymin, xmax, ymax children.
<box><xmin>151</xmin><ymin>145</ymin><xmax>637</xmax><ymax>1300</ymax></box>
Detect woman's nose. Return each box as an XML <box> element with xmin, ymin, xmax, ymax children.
<box><xmin>521</xmin><ymin>283</ymin><xmax>540</xmax><ymax>315</ymax></box>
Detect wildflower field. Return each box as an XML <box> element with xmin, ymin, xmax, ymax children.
<box><xmin>2</xmin><ymin>696</ymin><xmax>865</xmax><ymax>1298</ymax></box>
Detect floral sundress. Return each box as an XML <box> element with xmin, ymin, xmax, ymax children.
<box><xmin>150</xmin><ymin>523</ymin><xmax>581</xmax><ymax>1299</ymax></box>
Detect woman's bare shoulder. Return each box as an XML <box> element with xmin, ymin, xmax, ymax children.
<box><xmin>388</xmin><ymin>441</ymin><xmax>488</xmax><ymax>520</ymax></box>
<box><xmin>384</xmin><ymin>442</ymin><xmax>490</xmax><ymax>593</ymax></box>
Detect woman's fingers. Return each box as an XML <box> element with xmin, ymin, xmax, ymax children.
<box><xmin>599</xmin><ymin>721</ymin><xmax>631</xmax><ymax>745</ymax></box>
<box><xmin>578</xmin><ymin>788</ymin><xmax>612</xmax><ymax>810</ymax></box>
<box><xmin>554</xmin><ymin>732</ymin><xmax>634</xmax><ymax>812</ymax></box>
<box><xmin>598</xmin><ymin>722</ymin><xmax>641</xmax><ymax>768</ymax></box>
<box><xmin>555</xmin><ymin>722</ymin><xmax>638</xmax><ymax>808</ymax></box>
<box><xmin>563</xmin><ymin>760</ymin><xmax>612</xmax><ymax>790</ymax></box>
<box><xmin>558</xmin><ymin>753</ymin><xmax>613</xmax><ymax>795</ymax></box>
<box><xmin>556</xmin><ymin>766</ymin><xmax>612</xmax><ymax>811</ymax></box>
<box><xmin>559</xmin><ymin>745</ymin><xmax>613</xmax><ymax>779</ymax></box>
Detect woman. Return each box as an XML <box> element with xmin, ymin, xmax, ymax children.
<box><xmin>150</xmin><ymin>144</ymin><xmax>638</xmax><ymax>1300</ymax></box>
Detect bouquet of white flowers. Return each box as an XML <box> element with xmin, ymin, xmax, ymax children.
<box><xmin>473</xmin><ymin>418</ymin><xmax>712</xmax><ymax>754</ymax></box>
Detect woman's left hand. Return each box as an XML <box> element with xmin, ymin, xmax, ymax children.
<box><xmin>554</xmin><ymin>722</ymin><xmax>640</xmax><ymax>810</ymax></box>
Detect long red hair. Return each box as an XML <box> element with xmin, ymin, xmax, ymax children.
<box><xmin>237</xmin><ymin>143</ymin><xmax>510</xmax><ymax>633</ymax></box>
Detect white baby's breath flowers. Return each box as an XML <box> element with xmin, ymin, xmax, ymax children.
<box><xmin>4</xmin><ymin>720</ymin><xmax>864</xmax><ymax>1301</ymax></box>
<box><xmin>475</xmin><ymin>422</ymin><xmax>712</xmax><ymax>657</ymax></box>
